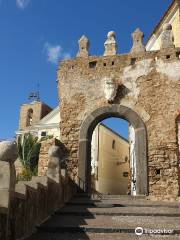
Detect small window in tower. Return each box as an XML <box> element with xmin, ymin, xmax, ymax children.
<box><xmin>112</xmin><ymin>140</ymin><xmax>116</xmax><ymax>149</ymax></box>
<box><xmin>27</xmin><ymin>109</ymin><xmax>33</xmax><ymax>127</ymax></box>
<box><xmin>112</xmin><ymin>61</ymin><xmax>115</xmax><ymax>65</ymax></box>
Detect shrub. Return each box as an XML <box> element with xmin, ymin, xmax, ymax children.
<box><xmin>17</xmin><ymin>133</ymin><xmax>41</xmax><ymax>180</ymax></box>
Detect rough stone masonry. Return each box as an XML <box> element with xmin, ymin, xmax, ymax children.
<box><xmin>58</xmin><ymin>28</ymin><xmax>180</xmax><ymax>199</ymax></box>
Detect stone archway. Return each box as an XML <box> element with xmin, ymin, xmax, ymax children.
<box><xmin>79</xmin><ymin>105</ymin><xmax>148</xmax><ymax>195</ymax></box>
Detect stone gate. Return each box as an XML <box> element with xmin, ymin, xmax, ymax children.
<box><xmin>58</xmin><ymin>28</ymin><xmax>180</xmax><ymax>199</ymax></box>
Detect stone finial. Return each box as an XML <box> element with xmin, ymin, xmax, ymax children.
<box><xmin>0</xmin><ymin>141</ymin><xmax>17</xmax><ymax>208</ymax></box>
<box><xmin>0</xmin><ymin>141</ymin><xmax>18</xmax><ymax>163</ymax></box>
<box><xmin>131</xmin><ymin>28</ymin><xmax>145</xmax><ymax>54</ymax></box>
<box><xmin>104</xmin><ymin>31</ymin><xmax>118</xmax><ymax>56</ymax></box>
<box><xmin>160</xmin><ymin>23</ymin><xmax>174</xmax><ymax>49</ymax></box>
<box><xmin>77</xmin><ymin>35</ymin><xmax>90</xmax><ymax>57</ymax></box>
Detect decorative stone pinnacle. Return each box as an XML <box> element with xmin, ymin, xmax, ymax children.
<box><xmin>160</xmin><ymin>23</ymin><xmax>174</xmax><ymax>49</ymax></box>
<box><xmin>77</xmin><ymin>35</ymin><xmax>90</xmax><ymax>58</ymax></box>
<box><xmin>104</xmin><ymin>31</ymin><xmax>118</xmax><ymax>56</ymax></box>
<box><xmin>130</xmin><ymin>28</ymin><xmax>145</xmax><ymax>54</ymax></box>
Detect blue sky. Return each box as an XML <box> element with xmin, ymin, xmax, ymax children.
<box><xmin>0</xmin><ymin>0</ymin><xmax>171</xmax><ymax>140</ymax></box>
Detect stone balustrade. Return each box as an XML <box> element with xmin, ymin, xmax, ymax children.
<box><xmin>0</xmin><ymin>141</ymin><xmax>76</xmax><ymax>240</ymax></box>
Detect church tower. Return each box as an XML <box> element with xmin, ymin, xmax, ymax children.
<box><xmin>18</xmin><ymin>101</ymin><xmax>52</xmax><ymax>131</ymax></box>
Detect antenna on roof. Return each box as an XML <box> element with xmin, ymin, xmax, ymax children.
<box><xmin>28</xmin><ymin>82</ymin><xmax>41</xmax><ymax>102</ymax></box>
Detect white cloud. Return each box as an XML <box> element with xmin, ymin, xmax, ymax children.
<box><xmin>16</xmin><ymin>0</ymin><xmax>30</xmax><ymax>9</ymax></box>
<box><xmin>44</xmin><ymin>42</ymin><xmax>71</xmax><ymax>64</ymax></box>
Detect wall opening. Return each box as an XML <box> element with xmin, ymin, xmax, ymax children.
<box><xmin>91</xmin><ymin>117</ymin><xmax>134</xmax><ymax>195</ymax></box>
<box><xmin>26</xmin><ymin>108</ymin><xmax>33</xmax><ymax>127</ymax></box>
<box><xmin>78</xmin><ymin>105</ymin><xmax>148</xmax><ymax>196</ymax></box>
<box><xmin>89</xmin><ymin>61</ymin><xmax>97</xmax><ymax>68</ymax></box>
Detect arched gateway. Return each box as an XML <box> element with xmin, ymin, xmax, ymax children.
<box><xmin>79</xmin><ymin>105</ymin><xmax>148</xmax><ymax>195</ymax></box>
<box><xmin>58</xmin><ymin>30</ymin><xmax>180</xmax><ymax>200</ymax></box>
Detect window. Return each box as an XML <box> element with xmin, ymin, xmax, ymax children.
<box><xmin>125</xmin><ymin>156</ymin><xmax>128</xmax><ymax>162</ymax></box>
<box><xmin>89</xmin><ymin>61</ymin><xmax>97</xmax><ymax>68</ymax></box>
<box><xmin>131</xmin><ymin>58</ymin><xmax>136</xmax><ymax>65</ymax></box>
<box><xmin>95</xmin><ymin>167</ymin><xmax>98</xmax><ymax>180</ymax></box>
<box><xmin>123</xmin><ymin>172</ymin><xmax>129</xmax><ymax>177</ymax></box>
<box><xmin>112</xmin><ymin>140</ymin><xmax>116</xmax><ymax>149</ymax></box>
<box><xmin>41</xmin><ymin>131</ymin><xmax>47</xmax><ymax>137</ymax></box>
<box><xmin>155</xmin><ymin>169</ymin><xmax>161</xmax><ymax>175</ymax></box>
<box><xmin>176</xmin><ymin>52</ymin><xmax>180</xmax><ymax>59</ymax></box>
<box><xmin>27</xmin><ymin>109</ymin><xmax>33</xmax><ymax>127</ymax></box>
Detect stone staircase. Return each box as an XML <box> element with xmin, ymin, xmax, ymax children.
<box><xmin>26</xmin><ymin>194</ymin><xmax>180</xmax><ymax>240</ymax></box>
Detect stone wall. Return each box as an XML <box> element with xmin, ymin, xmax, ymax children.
<box><xmin>38</xmin><ymin>138</ymin><xmax>67</xmax><ymax>176</ymax></box>
<box><xmin>58</xmin><ymin>32</ymin><xmax>180</xmax><ymax>199</ymax></box>
<box><xmin>0</xmin><ymin>141</ymin><xmax>76</xmax><ymax>240</ymax></box>
<box><xmin>8</xmin><ymin>174</ymin><xmax>75</xmax><ymax>240</ymax></box>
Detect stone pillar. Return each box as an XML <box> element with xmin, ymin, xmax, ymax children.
<box><xmin>47</xmin><ymin>146</ymin><xmax>63</xmax><ymax>209</ymax></box>
<box><xmin>76</xmin><ymin>35</ymin><xmax>90</xmax><ymax>58</ymax></box>
<box><xmin>160</xmin><ymin>23</ymin><xmax>175</xmax><ymax>49</ymax></box>
<box><xmin>104</xmin><ymin>31</ymin><xmax>118</xmax><ymax>56</ymax></box>
<box><xmin>0</xmin><ymin>141</ymin><xmax>18</xmax><ymax>240</ymax></box>
<box><xmin>130</xmin><ymin>28</ymin><xmax>145</xmax><ymax>54</ymax></box>
<box><xmin>47</xmin><ymin>146</ymin><xmax>62</xmax><ymax>182</ymax></box>
<box><xmin>38</xmin><ymin>138</ymin><xmax>64</xmax><ymax>176</ymax></box>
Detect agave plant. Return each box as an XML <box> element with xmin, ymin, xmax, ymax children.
<box><xmin>17</xmin><ymin>133</ymin><xmax>41</xmax><ymax>173</ymax></box>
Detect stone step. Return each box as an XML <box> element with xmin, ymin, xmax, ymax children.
<box><xmin>56</xmin><ymin>205</ymin><xmax>180</xmax><ymax>217</ymax></box>
<box><xmin>38</xmin><ymin>215</ymin><xmax>180</xmax><ymax>232</ymax></box>
<box><xmin>25</xmin><ymin>232</ymin><xmax>180</xmax><ymax>240</ymax></box>
<box><xmin>70</xmin><ymin>197</ymin><xmax>178</xmax><ymax>203</ymax></box>
<box><xmin>67</xmin><ymin>199</ymin><xmax>180</xmax><ymax>209</ymax></box>
<box><xmin>75</xmin><ymin>194</ymin><xmax>147</xmax><ymax>200</ymax></box>
<box><xmin>38</xmin><ymin>226</ymin><xmax>180</xmax><ymax>235</ymax></box>
<box><xmin>102</xmin><ymin>194</ymin><xmax>147</xmax><ymax>200</ymax></box>
<box><xmin>24</xmin><ymin>195</ymin><xmax>180</xmax><ymax>240</ymax></box>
